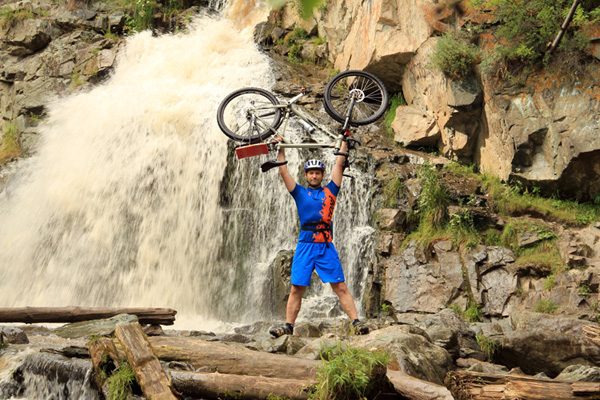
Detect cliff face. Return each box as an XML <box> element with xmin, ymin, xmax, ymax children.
<box><xmin>277</xmin><ymin>0</ymin><xmax>600</xmax><ymax>201</ymax></box>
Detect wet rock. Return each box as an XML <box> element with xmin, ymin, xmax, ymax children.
<box><xmin>0</xmin><ymin>326</ymin><xmax>29</xmax><ymax>344</ymax></box>
<box><xmin>555</xmin><ymin>365</ymin><xmax>600</xmax><ymax>382</ymax></box>
<box><xmin>53</xmin><ymin>313</ymin><xmax>138</xmax><ymax>339</ymax></box>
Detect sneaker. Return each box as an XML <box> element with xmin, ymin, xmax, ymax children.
<box><xmin>352</xmin><ymin>319</ymin><xmax>369</xmax><ymax>335</ymax></box>
<box><xmin>269</xmin><ymin>323</ymin><xmax>293</xmax><ymax>338</ymax></box>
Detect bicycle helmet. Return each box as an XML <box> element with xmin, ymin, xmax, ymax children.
<box><xmin>304</xmin><ymin>159</ymin><xmax>325</xmax><ymax>171</ymax></box>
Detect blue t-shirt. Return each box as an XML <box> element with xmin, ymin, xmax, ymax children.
<box><xmin>290</xmin><ymin>181</ymin><xmax>340</xmax><ymax>243</ymax></box>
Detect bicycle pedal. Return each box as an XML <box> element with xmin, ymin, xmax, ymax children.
<box><xmin>261</xmin><ymin>160</ymin><xmax>288</xmax><ymax>173</ymax></box>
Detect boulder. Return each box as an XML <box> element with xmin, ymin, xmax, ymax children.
<box><xmin>376</xmin><ymin>208</ymin><xmax>408</xmax><ymax>231</ymax></box>
<box><xmin>0</xmin><ymin>326</ymin><xmax>29</xmax><ymax>344</ymax></box>
<box><xmin>416</xmin><ymin>309</ymin><xmax>479</xmax><ymax>355</ymax></box>
<box><xmin>555</xmin><ymin>365</ymin><xmax>600</xmax><ymax>382</ymax></box>
<box><xmin>53</xmin><ymin>313</ymin><xmax>138</xmax><ymax>339</ymax></box>
<box><xmin>355</xmin><ymin>325</ymin><xmax>454</xmax><ymax>385</ymax></box>
<box><xmin>392</xmin><ymin>106</ymin><xmax>441</xmax><ymax>147</ymax></box>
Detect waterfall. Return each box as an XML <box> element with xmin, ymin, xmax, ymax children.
<box><xmin>0</xmin><ymin>1</ymin><xmax>377</xmax><ymax>330</ymax></box>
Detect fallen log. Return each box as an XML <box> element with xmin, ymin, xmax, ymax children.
<box><xmin>89</xmin><ymin>337</ymin><xmax>123</xmax><ymax>398</ymax></box>
<box><xmin>446</xmin><ymin>370</ymin><xmax>600</xmax><ymax>400</ymax></box>
<box><xmin>169</xmin><ymin>370</ymin><xmax>313</xmax><ymax>400</ymax></box>
<box><xmin>148</xmin><ymin>336</ymin><xmax>320</xmax><ymax>381</ymax></box>
<box><xmin>115</xmin><ymin>322</ymin><xmax>178</xmax><ymax>400</ymax></box>
<box><xmin>0</xmin><ymin>307</ymin><xmax>176</xmax><ymax>325</ymax></box>
<box><xmin>387</xmin><ymin>370</ymin><xmax>455</xmax><ymax>400</ymax></box>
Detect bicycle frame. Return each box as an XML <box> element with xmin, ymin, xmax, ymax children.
<box><xmin>251</xmin><ymin>91</ymin><xmax>346</xmax><ymax>153</ymax></box>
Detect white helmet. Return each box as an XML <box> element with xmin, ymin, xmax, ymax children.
<box><xmin>304</xmin><ymin>159</ymin><xmax>325</xmax><ymax>171</ymax></box>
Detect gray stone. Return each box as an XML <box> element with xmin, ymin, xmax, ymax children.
<box><xmin>53</xmin><ymin>313</ymin><xmax>138</xmax><ymax>339</ymax></box>
<box><xmin>0</xmin><ymin>326</ymin><xmax>29</xmax><ymax>344</ymax></box>
<box><xmin>294</xmin><ymin>335</ymin><xmax>342</xmax><ymax>360</ymax></box>
<box><xmin>555</xmin><ymin>365</ymin><xmax>600</xmax><ymax>382</ymax></box>
<box><xmin>355</xmin><ymin>325</ymin><xmax>454</xmax><ymax>385</ymax></box>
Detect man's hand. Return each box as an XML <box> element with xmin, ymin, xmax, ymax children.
<box><xmin>277</xmin><ymin>140</ymin><xmax>296</xmax><ymax>192</ymax></box>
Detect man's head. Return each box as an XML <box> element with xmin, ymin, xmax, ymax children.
<box><xmin>304</xmin><ymin>159</ymin><xmax>325</xmax><ymax>188</ymax></box>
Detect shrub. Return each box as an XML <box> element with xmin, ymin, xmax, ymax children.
<box><xmin>465</xmin><ymin>302</ymin><xmax>482</xmax><ymax>322</ymax></box>
<box><xmin>472</xmin><ymin>0</ymin><xmax>600</xmax><ymax>66</ymax></box>
<box><xmin>0</xmin><ymin>124</ymin><xmax>22</xmax><ymax>164</ymax></box>
<box><xmin>105</xmin><ymin>362</ymin><xmax>136</xmax><ymax>400</ymax></box>
<box><xmin>417</xmin><ymin>163</ymin><xmax>450</xmax><ymax>229</ymax></box>
<box><xmin>383</xmin><ymin>178</ymin><xmax>404</xmax><ymax>208</ymax></box>
<box><xmin>430</xmin><ymin>31</ymin><xmax>480</xmax><ymax>77</ymax></box>
<box><xmin>310</xmin><ymin>343</ymin><xmax>389</xmax><ymax>400</ymax></box>
<box><xmin>476</xmin><ymin>334</ymin><xmax>499</xmax><ymax>362</ymax></box>
<box><xmin>535</xmin><ymin>299</ymin><xmax>559</xmax><ymax>314</ymax></box>
<box><xmin>0</xmin><ymin>7</ymin><xmax>34</xmax><ymax>30</ymax></box>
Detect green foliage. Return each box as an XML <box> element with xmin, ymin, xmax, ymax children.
<box><xmin>383</xmin><ymin>178</ymin><xmax>404</xmax><ymax>208</ymax></box>
<box><xmin>465</xmin><ymin>302</ymin><xmax>482</xmax><ymax>322</ymax></box>
<box><xmin>448</xmin><ymin>209</ymin><xmax>478</xmax><ymax>245</ymax></box>
<box><xmin>476</xmin><ymin>334</ymin><xmax>499</xmax><ymax>362</ymax></box>
<box><xmin>310</xmin><ymin>342</ymin><xmax>389</xmax><ymax>400</ymax></box>
<box><xmin>285</xmin><ymin>27</ymin><xmax>308</xmax><ymax>63</ymax></box>
<box><xmin>430</xmin><ymin>31</ymin><xmax>480</xmax><ymax>77</ymax></box>
<box><xmin>473</xmin><ymin>0</ymin><xmax>600</xmax><ymax>67</ymax></box>
<box><xmin>106</xmin><ymin>362</ymin><xmax>136</xmax><ymax>400</ymax></box>
<box><xmin>269</xmin><ymin>0</ymin><xmax>324</xmax><ymax>19</ymax></box>
<box><xmin>0</xmin><ymin>124</ymin><xmax>22</xmax><ymax>164</ymax></box>
<box><xmin>447</xmin><ymin>304</ymin><xmax>463</xmax><ymax>316</ymax></box>
<box><xmin>383</xmin><ymin>93</ymin><xmax>407</xmax><ymax>137</ymax></box>
<box><xmin>0</xmin><ymin>7</ymin><xmax>34</xmax><ymax>30</ymax></box>
<box><xmin>544</xmin><ymin>272</ymin><xmax>556</xmax><ymax>290</ymax></box>
<box><xmin>535</xmin><ymin>299</ymin><xmax>559</xmax><ymax>314</ymax></box>
<box><xmin>578</xmin><ymin>282</ymin><xmax>592</xmax><ymax>299</ymax></box>
<box><xmin>417</xmin><ymin>163</ymin><xmax>450</xmax><ymax>229</ymax></box>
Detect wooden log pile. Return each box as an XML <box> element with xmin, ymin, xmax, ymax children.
<box><xmin>0</xmin><ymin>306</ymin><xmax>177</xmax><ymax>325</ymax></box>
<box><xmin>446</xmin><ymin>370</ymin><xmax>600</xmax><ymax>400</ymax></box>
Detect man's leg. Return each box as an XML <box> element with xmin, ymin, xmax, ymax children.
<box><xmin>330</xmin><ymin>282</ymin><xmax>369</xmax><ymax>335</ymax></box>
<box><xmin>286</xmin><ymin>284</ymin><xmax>307</xmax><ymax>325</ymax></box>
<box><xmin>330</xmin><ymin>282</ymin><xmax>358</xmax><ymax>320</ymax></box>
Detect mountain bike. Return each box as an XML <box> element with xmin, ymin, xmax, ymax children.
<box><xmin>216</xmin><ymin>70</ymin><xmax>388</xmax><ymax>172</ymax></box>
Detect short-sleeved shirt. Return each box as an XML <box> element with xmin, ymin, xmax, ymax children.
<box><xmin>290</xmin><ymin>181</ymin><xmax>340</xmax><ymax>243</ymax></box>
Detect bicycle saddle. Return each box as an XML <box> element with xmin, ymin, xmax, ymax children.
<box><xmin>261</xmin><ymin>160</ymin><xmax>288</xmax><ymax>173</ymax></box>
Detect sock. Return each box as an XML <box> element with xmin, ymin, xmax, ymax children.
<box><xmin>285</xmin><ymin>322</ymin><xmax>294</xmax><ymax>331</ymax></box>
<box><xmin>352</xmin><ymin>319</ymin><xmax>360</xmax><ymax>325</ymax></box>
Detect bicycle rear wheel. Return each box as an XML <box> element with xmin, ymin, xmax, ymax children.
<box><xmin>323</xmin><ymin>70</ymin><xmax>388</xmax><ymax>126</ymax></box>
<box><xmin>217</xmin><ymin>88</ymin><xmax>283</xmax><ymax>143</ymax></box>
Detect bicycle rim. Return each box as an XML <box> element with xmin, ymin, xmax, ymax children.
<box><xmin>323</xmin><ymin>71</ymin><xmax>388</xmax><ymax>126</ymax></box>
<box><xmin>217</xmin><ymin>88</ymin><xmax>282</xmax><ymax>143</ymax></box>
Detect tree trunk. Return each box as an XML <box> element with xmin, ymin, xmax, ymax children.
<box><xmin>115</xmin><ymin>322</ymin><xmax>178</xmax><ymax>400</ymax></box>
<box><xmin>148</xmin><ymin>336</ymin><xmax>320</xmax><ymax>381</ymax></box>
<box><xmin>169</xmin><ymin>370</ymin><xmax>313</xmax><ymax>400</ymax></box>
<box><xmin>446</xmin><ymin>370</ymin><xmax>600</xmax><ymax>400</ymax></box>
<box><xmin>0</xmin><ymin>306</ymin><xmax>176</xmax><ymax>325</ymax></box>
<box><xmin>387</xmin><ymin>370</ymin><xmax>455</xmax><ymax>400</ymax></box>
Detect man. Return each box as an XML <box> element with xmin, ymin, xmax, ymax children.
<box><xmin>269</xmin><ymin>139</ymin><xmax>369</xmax><ymax>338</ymax></box>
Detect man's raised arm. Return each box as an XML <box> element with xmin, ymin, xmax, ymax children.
<box><xmin>331</xmin><ymin>140</ymin><xmax>347</xmax><ymax>187</ymax></box>
<box><xmin>278</xmin><ymin>147</ymin><xmax>296</xmax><ymax>192</ymax></box>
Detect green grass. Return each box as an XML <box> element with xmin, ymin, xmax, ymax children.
<box><xmin>105</xmin><ymin>362</ymin><xmax>136</xmax><ymax>400</ymax></box>
<box><xmin>383</xmin><ymin>177</ymin><xmax>404</xmax><ymax>208</ymax></box>
<box><xmin>383</xmin><ymin>93</ymin><xmax>407</xmax><ymax>137</ymax></box>
<box><xmin>0</xmin><ymin>7</ymin><xmax>34</xmax><ymax>30</ymax></box>
<box><xmin>476</xmin><ymin>334</ymin><xmax>499</xmax><ymax>362</ymax></box>
<box><xmin>0</xmin><ymin>124</ymin><xmax>22</xmax><ymax>164</ymax></box>
<box><xmin>430</xmin><ymin>31</ymin><xmax>480</xmax><ymax>78</ymax></box>
<box><xmin>535</xmin><ymin>299</ymin><xmax>559</xmax><ymax>314</ymax></box>
<box><xmin>310</xmin><ymin>342</ymin><xmax>389</xmax><ymax>400</ymax></box>
<box><xmin>465</xmin><ymin>302</ymin><xmax>482</xmax><ymax>322</ymax></box>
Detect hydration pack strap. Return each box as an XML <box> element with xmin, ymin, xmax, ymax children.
<box><xmin>301</xmin><ymin>222</ymin><xmax>332</xmax><ymax>247</ymax></box>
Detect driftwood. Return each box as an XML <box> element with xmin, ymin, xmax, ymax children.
<box><xmin>89</xmin><ymin>337</ymin><xmax>123</xmax><ymax>398</ymax></box>
<box><xmin>115</xmin><ymin>322</ymin><xmax>178</xmax><ymax>400</ymax></box>
<box><xmin>148</xmin><ymin>336</ymin><xmax>320</xmax><ymax>381</ymax></box>
<box><xmin>446</xmin><ymin>370</ymin><xmax>600</xmax><ymax>400</ymax></box>
<box><xmin>0</xmin><ymin>306</ymin><xmax>176</xmax><ymax>325</ymax></box>
<box><xmin>387</xmin><ymin>370</ymin><xmax>455</xmax><ymax>400</ymax></box>
<box><xmin>169</xmin><ymin>370</ymin><xmax>313</xmax><ymax>400</ymax></box>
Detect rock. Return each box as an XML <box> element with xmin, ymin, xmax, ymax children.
<box><xmin>355</xmin><ymin>325</ymin><xmax>454</xmax><ymax>385</ymax></box>
<box><xmin>555</xmin><ymin>365</ymin><xmax>600</xmax><ymax>382</ymax></box>
<box><xmin>221</xmin><ymin>333</ymin><xmax>252</xmax><ymax>344</ymax></box>
<box><xmin>1</xmin><ymin>19</ymin><xmax>53</xmax><ymax>56</ymax></box>
<box><xmin>143</xmin><ymin>324</ymin><xmax>164</xmax><ymax>336</ymax></box>
<box><xmin>53</xmin><ymin>313</ymin><xmax>138</xmax><ymax>339</ymax></box>
<box><xmin>517</xmin><ymin>231</ymin><xmax>543</xmax><ymax>248</ymax></box>
<box><xmin>496</xmin><ymin>329</ymin><xmax>600</xmax><ymax>377</ymax></box>
<box><xmin>392</xmin><ymin>106</ymin><xmax>441</xmax><ymax>147</ymax></box>
<box><xmin>509</xmin><ymin>311</ymin><xmax>594</xmax><ymax>335</ymax></box>
<box><xmin>376</xmin><ymin>208</ymin><xmax>407</xmax><ymax>231</ymax></box>
<box><xmin>293</xmin><ymin>323</ymin><xmax>321</xmax><ymax>338</ymax></box>
<box><xmin>425</xmin><ymin>325</ymin><xmax>460</xmax><ymax>359</ymax></box>
<box><xmin>467</xmin><ymin>361</ymin><xmax>509</xmax><ymax>375</ymax></box>
<box><xmin>285</xmin><ymin>335</ymin><xmax>307</xmax><ymax>355</ymax></box>
<box><xmin>384</xmin><ymin>241</ymin><xmax>467</xmax><ymax>314</ymax></box>
<box><xmin>294</xmin><ymin>335</ymin><xmax>343</xmax><ymax>360</ymax></box>
<box><xmin>0</xmin><ymin>326</ymin><xmax>28</xmax><ymax>344</ymax></box>
<box><xmin>269</xmin><ymin>250</ymin><xmax>294</xmax><ymax>318</ymax></box>
<box><xmin>416</xmin><ymin>309</ymin><xmax>479</xmax><ymax>354</ymax></box>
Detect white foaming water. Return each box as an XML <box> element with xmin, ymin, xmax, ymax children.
<box><xmin>0</xmin><ymin>3</ymin><xmax>273</xmax><ymax>328</ymax></box>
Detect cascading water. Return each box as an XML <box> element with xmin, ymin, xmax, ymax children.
<box><xmin>0</xmin><ymin>0</ymin><xmax>378</xmax><ymax>332</ymax></box>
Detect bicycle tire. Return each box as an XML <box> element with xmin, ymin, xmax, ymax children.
<box><xmin>323</xmin><ymin>70</ymin><xmax>388</xmax><ymax>126</ymax></box>
<box><xmin>217</xmin><ymin>88</ymin><xmax>283</xmax><ymax>143</ymax></box>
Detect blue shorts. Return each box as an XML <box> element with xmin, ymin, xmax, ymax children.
<box><xmin>291</xmin><ymin>242</ymin><xmax>345</xmax><ymax>286</ymax></box>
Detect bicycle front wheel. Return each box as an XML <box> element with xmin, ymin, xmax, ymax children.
<box><xmin>323</xmin><ymin>70</ymin><xmax>388</xmax><ymax>126</ymax></box>
<box><xmin>217</xmin><ymin>88</ymin><xmax>283</xmax><ymax>143</ymax></box>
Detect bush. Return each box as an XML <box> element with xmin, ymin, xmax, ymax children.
<box><xmin>310</xmin><ymin>343</ymin><xmax>389</xmax><ymax>400</ymax></box>
<box><xmin>472</xmin><ymin>0</ymin><xmax>600</xmax><ymax>66</ymax></box>
<box><xmin>535</xmin><ymin>299</ymin><xmax>559</xmax><ymax>314</ymax></box>
<box><xmin>417</xmin><ymin>163</ymin><xmax>450</xmax><ymax>229</ymax></box>
<box><xmin>0</xmin><ymin>7</ymin><xmax>34</xmax><ymax>30</ymax></box>
<box><xmin>476</xmin><ymin>334</ymin><xmax>499</xmax><ymax>362</ymax></box>
<box><xmin>430</xmin><ymin>31</ymin><xmax>480</xmax><ymax>77</ymax></box>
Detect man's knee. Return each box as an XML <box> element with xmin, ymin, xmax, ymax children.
<box><xmin>290</xmin><ymin>285</ymin><xmax>307</xmax><ymax>296</ymax></box>
<box><xmin>330</xmin><ymin>282</ymin><xmax>349</xmax><ymax>296</ymax></box>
